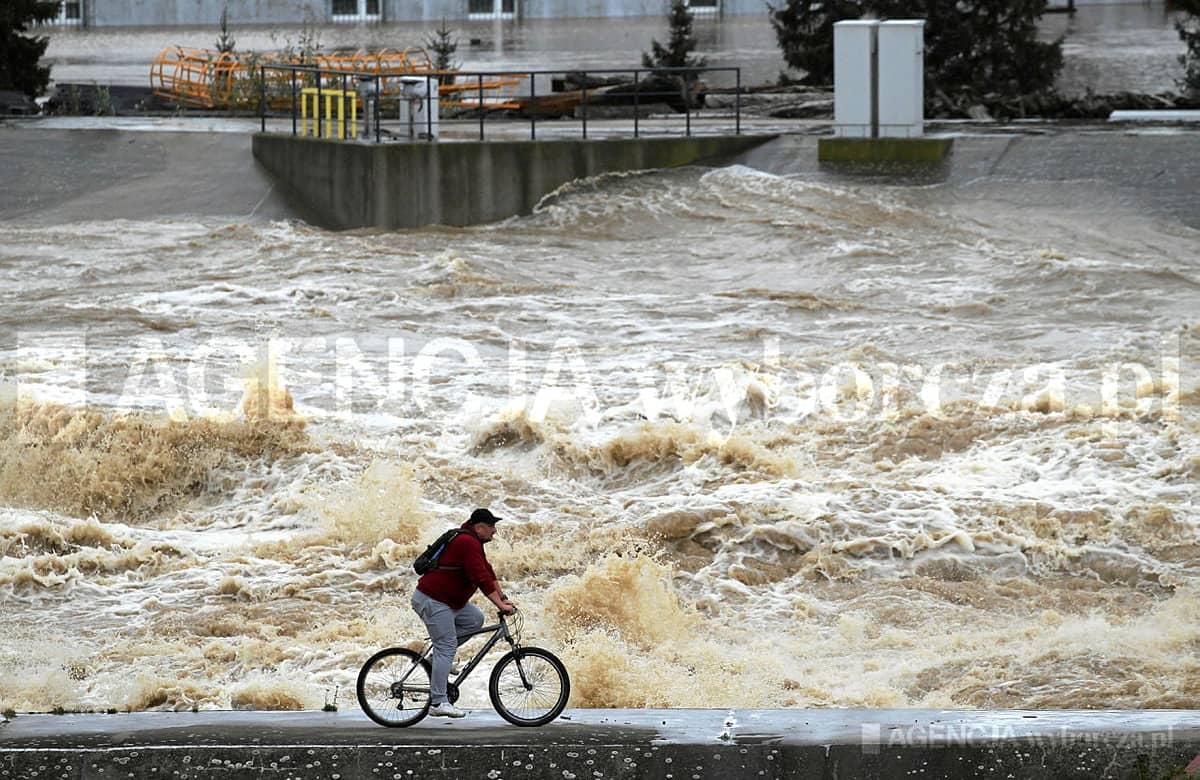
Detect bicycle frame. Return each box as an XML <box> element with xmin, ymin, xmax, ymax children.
<box><xmin>398</xmin><ymin>614</ymin><xmax>526</xmax><ymax>693</ymax></box>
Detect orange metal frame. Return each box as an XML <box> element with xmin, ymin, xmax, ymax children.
<box><xmin>151</xmin><ymin>46</ymin><xmax>523</xmax><ymax>111</ymax></box>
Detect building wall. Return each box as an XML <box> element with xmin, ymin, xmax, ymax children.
<box><xmin>90</xmin><ymin>0</ymin><xmax>326</xmax><ymax>27</ymax></box>
<box><xmin>392</xmin><ymin>0</ymin><xmax>755</xmax><ymax>20</ymax></box>
<box><xmin>383</xmin><ymin>0</ymin><xmax>469</xmax><ymax>22</ymax></box>
<box><xmin>82</xmin><ymin>0</ymin><xmax>765</xmax><ymax>26</ymax></box>
<box><xmin>337</xmin><ymin>0</ymin><xmax>745</xmax><ymax>21</ymax></box>
<box><xmin>75</xmin><ymin>0</ymin><xmax>1140</xmax><ymax>27</ymax></box>
<box><xmin>521</xmin><ymin>0</ymin><xmax>664</xmax><ymax>19</ymax></box>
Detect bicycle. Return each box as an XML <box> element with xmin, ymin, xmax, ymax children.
<box><xmin>356</xmin><ymin>610</ymin><xmax>570</xmax><ymax>727</ymax></box>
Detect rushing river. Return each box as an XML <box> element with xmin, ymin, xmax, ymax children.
<box><xmin>0</xmin><ymin>151</ymin><xmax>1197</xmax><ymax>713</ymax></box>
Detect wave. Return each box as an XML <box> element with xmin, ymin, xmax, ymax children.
<box><xmin>473</xmin><ymin>413</ymin><xmax>794</xmax><ymax>485</ymax></box>
<box><xmin>407</xmin><ymin>253</ymin><xmax>566</xmax><ymax>299</ymax></box>
<box><xmin>578</xmin><ymin>423</ymin><xmax>794</xmax><ymax>478</ymax></box>
<box><xmin>470</xmin><ymin>365</ymin><xmax>794</xmax><ymax>484</ymax></box>
<box><xmin>470</xmin><ymin>407</ymin><xmax>550</xmax><ymax>454</ymax></box>
<box><xmin>0</xmin><ymin>515</ymin><xmax>116</xmax><ymax>557</ymax></box>
<box><xmin>545</xmin><ymin>555</ymin><xmax>699</xmax><ymax>648</ymax></box>
<box><xmin>0</xmin><ymin>516</ymin><xmax>193</xmax><ymax>596</ymax></box>
<box><xmin>713</xmin><ymin>288</ymin><xmax>859</xmax><ymax>311</ymax></box>
<box><xmin>0</xmin><ymin>394</ymin><xmax>306</xmax><ymax>522</ymax></box>
<box><xmin>305</xmin><ymin>460</ymin><xmax>428</xmax><ymax>549</ymax></box>
<box><xmin>513</xmin><ymin>165</ymin><xmax>966</xmax><ymax>244</ymax></box>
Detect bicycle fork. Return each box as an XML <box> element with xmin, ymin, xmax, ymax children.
<box><xmin>509</xmin><ymin>647</ymin><xmax>535</xmax><ymax>692</ymax></box>
<box><xmin>498</xmin><ymin>626</ymin><xmax>535</xmax><ymax>692</ymax></box>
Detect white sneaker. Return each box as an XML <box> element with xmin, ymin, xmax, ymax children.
<box><xmin>428</xmin><ymin>702</ymin><xmax>467</xmax><ymax>719</ymax></box>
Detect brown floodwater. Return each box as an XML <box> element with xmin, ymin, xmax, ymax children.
<box><xmin>1</xmin><ymin>152</ymin><xmax>1197</xmax><ymax>712</ymax></box>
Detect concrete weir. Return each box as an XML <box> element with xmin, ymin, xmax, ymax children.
<box><xmin>3</xmin><ymin>709</ymin><xmax>1200</xmax><ymax>779</ymax></box>
<box><xmin>251</xmin><ymin>134</ymin><xmax>774</xmax><ymax>231</ymax></box>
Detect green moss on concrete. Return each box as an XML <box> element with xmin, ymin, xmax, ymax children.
<box><xmin>818</xmin><ymin>137</ymin><xmax>954</xmax><ymax>163</ymax></box>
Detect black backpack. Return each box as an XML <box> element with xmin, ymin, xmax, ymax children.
<box><xmin>413</xmin><ymin>529</ymin><xmax>468</xmax><ymax>575</ymax></box>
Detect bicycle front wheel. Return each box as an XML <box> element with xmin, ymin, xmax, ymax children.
<box><xmin>357</xmin><ymin>648</ymin><xmax>431</xmax><ymax>728</ymax></box>
<box><xmin>488</xmin><ymin>646</ymin><xmax>570</xmax><ymax>727</ymax></box>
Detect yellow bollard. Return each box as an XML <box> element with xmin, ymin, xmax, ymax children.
<box><xmin>299</xmin><ymin>87</ymin><xmax>357</xmax><ymax>140</ymax></box>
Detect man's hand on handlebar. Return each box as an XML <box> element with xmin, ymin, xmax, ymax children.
<box><xmin>487</xmin><ymin>587</ymin><xmax>516</xmax><ymax>616</ymax></box>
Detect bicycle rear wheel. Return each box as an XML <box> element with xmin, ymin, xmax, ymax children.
<box><xmin>488</xmin><ymin>646</ymin><xmax>570</xmax><ymax>727</ymax></box>
<box><xmin>357</xmin><ymin>648</ymin><xmax>431</xmax><ymax>727</ymax></box>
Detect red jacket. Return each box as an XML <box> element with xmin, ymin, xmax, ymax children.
<box><xmin>416</xmin><ymin>522</ymin><xmax>499</xmax><ymax>610</ymax></box>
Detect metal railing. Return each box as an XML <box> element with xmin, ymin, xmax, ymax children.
<box><xmin>255</xmin><ymin>64</ymin><xmax>743</xmax><ymax>143</ymax></box>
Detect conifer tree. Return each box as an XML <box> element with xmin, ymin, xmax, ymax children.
<box><xmin>425</xmin><ymin>19</ymin><xmax>459</xmax><ymax>85</ymax></box>
<box><xmin>215</xmin><ymin>4</ymin><xmax>236</xmax><ymax>55</ymax></box>
<box><xmin>769</xmin><ymin>0</ymin><xmax>1063</xmax><ymax>100</ymax></box>
<box><xmin>642</xmin><ymin>0</ymin><xmax>706</xmax><ymax>70</ymax></box>
<box><xmin>767</xmin><ymin>0</ymin><xmax>862</xmax><ymax>86</ymax></box>
<box><xmin>1177</xmin><ymin>0</ymin><xmax>1200</xmax><ymax>94</ymax></box>
<box><xmin>870</xmin><ymin>0</ymin><xmax>1062</xmax><ymax>97</ymax></box>
<box><xmin>1</xmin><ymin>0</ymin><xmax>60</xmax><ymax>97</ymax></box>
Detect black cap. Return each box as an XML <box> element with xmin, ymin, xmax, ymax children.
<box><xmin>470</xmin><ymin>508</ymin><xmax>502</xmax><ymax>526</ymax></box>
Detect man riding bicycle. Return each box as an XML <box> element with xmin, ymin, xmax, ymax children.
<box><xmin>411</xmin><ymin>507</ymin><xmax>517</xmax><ymax>719</ymax></box>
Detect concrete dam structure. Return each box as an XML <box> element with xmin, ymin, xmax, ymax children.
<box><xmin>251</xmin><ymin>133</ymin><xmax>775</xmax><ymax>231</ymax></box>
<box><xmin>3</xmin><ymin>708</ymin><xmax>1200</xmax><ymax>779</ymax></box>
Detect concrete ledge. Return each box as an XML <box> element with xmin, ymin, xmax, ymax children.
<box><xmin>1109</xmin><ymin>110</ymin><xmax>1200</xmax><ymax>122</ymax></box>
<box><xmin>3</xmin><ymin>709</ymin><xmax>1199</xmax><ymax>779</ymax></box>
<box><xmin>818</xmin><ymin>136</ymin><xmax>954</xmax><ymax>163</ymax></box>
<box><xmin>252</xmin><ymin>134</ymin><xmax>776</xmax><ymax>230</ymax></box>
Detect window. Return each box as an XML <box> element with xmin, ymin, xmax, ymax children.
<box><xmin>332</xmin><ymin>0</ymin><xmax>381</xmax><ymax>21</ymax></box>
<box><xmin>686</xmin><ymin>0</ymin><xmax>719</xmax><ymax>14</ymax></box>
<box><xmin>468</xmin><ymin>0</ymin><xmax>516</xmax><ymax>19</ymax></box>
<box><xmin>43</xmin><ymin>0</ymin><xmax>83</xmax><ymax>26</ymax></box>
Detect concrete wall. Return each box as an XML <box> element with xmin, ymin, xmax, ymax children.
<box><xmin>3</xmin><ymin>708</ymin><xmax>1200</xmax><ymax>780</ymax></box>
<box><xmin>251</xmin><ymin>133</ymin><xmax>772</xmax><ymax>230</ymax></box>
<box><xmin>8</xmin><ymin>739</ymin><xmax>1200</xmax><ymax>779</ymax></box>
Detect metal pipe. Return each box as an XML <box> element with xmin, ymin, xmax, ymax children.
<box><xmin>581</xmin><ymin>70</ymin><xmax>587</xmax><ymax>140</ymax></box>
<box><xmin>375</xmin><ymin>75</ymin><xmax>381</xmax><ymax>144</ymax></box>
<box><xmin>735</xmin><ymin>67</ymin><xmax>741</xmax><ymax>136</ymax></box>
<box><xmin>530</xmin><ymin>73</ymin><xmax>536</xmax><ymax>140</ymax></box>
<box><xmin>684</xmin><ymin>71</ymin><xmax>691</xmax><ymax>137</ymax></box>
<box><xmin>633</xmin><ymin>69</ymin><xmax>639</xmax><ymax>139</ymax></box>
<box><xmin>259</xmin><ymin>64</ymin><xmax>266</xmax><ymax>133</ymax></box>
<box><xmin>426</xmin><ymin>74</ymin><xmax>433</xmax><ymax>142</ymax></box>
<box><xmin>291</xmin><ymin>68</ymin><xmax>297</xmax><ymax>136</ymax></box>
<box><xmin>478</xmin><ymin>73</ymin><xmax>485</xmax><ymax>141</ymax></box>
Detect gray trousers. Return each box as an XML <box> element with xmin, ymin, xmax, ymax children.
<box><xmin>411</xmin><ymin>590</ymin><xmax>484</xmax><ymax>705</ymax></box>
